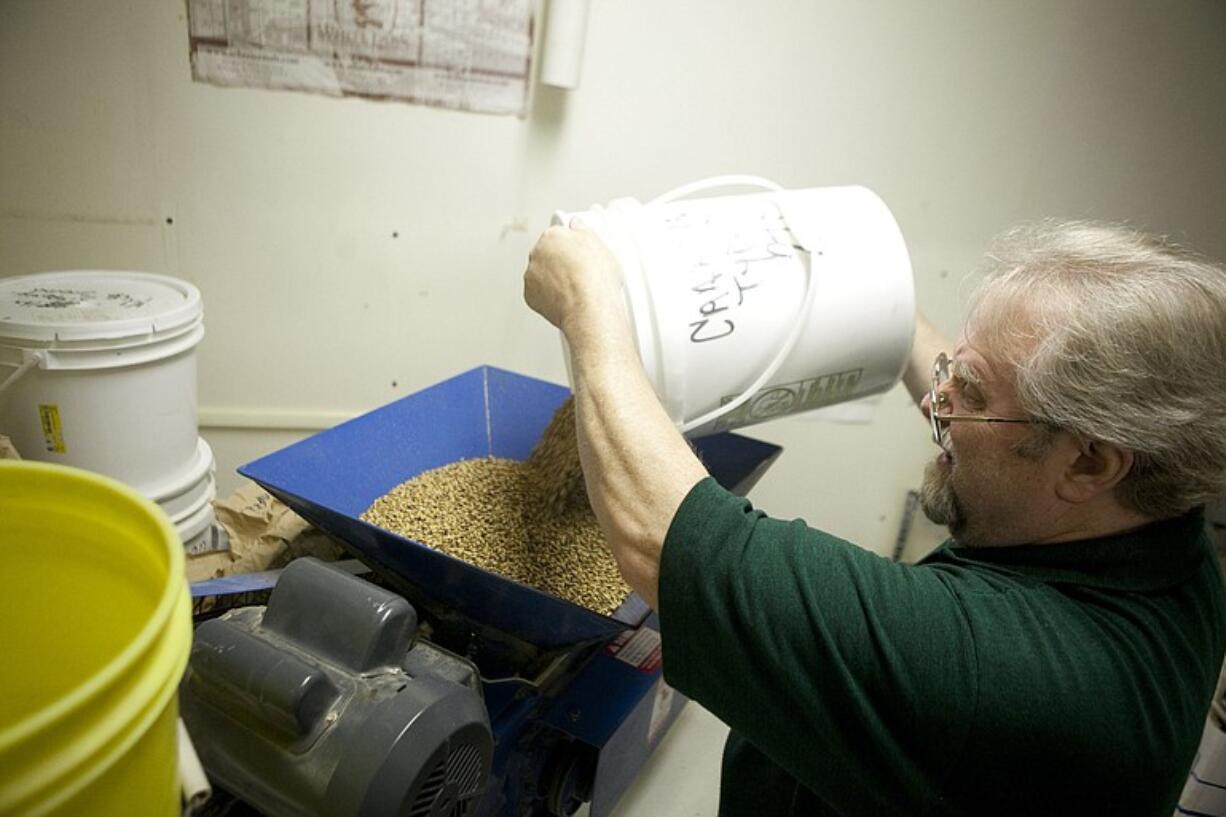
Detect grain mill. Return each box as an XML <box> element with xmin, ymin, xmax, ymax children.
<box><xmin>179</xmin><ymin>366</ymin><xmax>781</xmax><ymax>817</ymax></box>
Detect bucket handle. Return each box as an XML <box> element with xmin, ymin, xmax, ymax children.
<box><xmin>0</xmin><ymin>351</ymin><xmax>43</xmax><ymax>403</ymax></box>
<box><xmin>179</xmin><ymin>718</ymin><xmax>212</xmax><ymax>813</ymax></box>
<box><xmin>649</xmin><ymin>174</ymin><xmax>783</xmax><ymax>206</ymax></box>
<box><xmin>648</xmin><ymin>177</ymin><xmax>822</xmax><ymax>434</ymax></box>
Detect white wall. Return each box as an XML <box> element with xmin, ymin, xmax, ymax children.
<box><xmin>3</xmin><ymin>0</ymin><xmax>1225</xmax><ymax>557</ymax></box>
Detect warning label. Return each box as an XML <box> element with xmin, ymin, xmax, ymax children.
<box><xmin>38</xmin><ymin>404</ymin><xmax>66</xmax><ymax>453</ymax></box>
<box><xmin>713</xmin><ymin>368</ymin><xmax>863</xmax><ymax>431</ymax></box>
<box><xmin>605</xmin><ymin>627</ymin><xmax>663</xmax><ymax>673</ymax></box>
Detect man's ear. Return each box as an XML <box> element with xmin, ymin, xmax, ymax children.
<box><xmin>1054</xmin><ymin>438</ymin><xmax>1134</xmax><ymax>504</ymax></box>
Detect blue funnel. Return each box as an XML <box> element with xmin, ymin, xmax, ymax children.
<box><xmin>240</xmin><ymin>366</ymin><xmax>781</xmax><ymax>651</ymax></box>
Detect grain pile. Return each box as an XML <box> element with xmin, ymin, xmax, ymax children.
<box><xmin>361</xmin><ymin>397</ymin><xmax>630</xmax><ymax>615</ymax></box>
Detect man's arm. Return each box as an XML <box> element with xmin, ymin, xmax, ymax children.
<box><xmin>903</xmin><ymin>311</ymin><xmax>951</xmax><ymax>408</ymax></box>
<box><xmin>524</xmin><ymin>225</ymin><xmax>707</xmax><ymax>609</ymax></box>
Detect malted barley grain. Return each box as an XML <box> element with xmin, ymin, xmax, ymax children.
<box><xmin>361</xmin><ymin>397</ymin><xmax>629</xmax><ymax>615</ymax></box>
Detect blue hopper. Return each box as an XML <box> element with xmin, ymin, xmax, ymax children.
<box><xmin>239</xmin><ymin>366</ymin><xmax>781</xmax><ymax>651</ymax></box>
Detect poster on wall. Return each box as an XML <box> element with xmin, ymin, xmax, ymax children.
<box><xmin>186</xmin><ymin>0</ymin><xmax>534</xmax><ymax>116</ymax></box>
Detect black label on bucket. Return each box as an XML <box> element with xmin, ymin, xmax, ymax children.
<box><xmin>672</xmin><ymin>200</ymin><xmax>803</xmax><ymax>346</ymax></box>
<box><xmin>713</xmin><ymin>369</ymin><xmax>864</xmax><ymax>431</ymax></box>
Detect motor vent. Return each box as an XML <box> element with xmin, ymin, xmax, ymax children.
<box><xmin>410</xmin><ymin>742</ymin><xmax>487</xmax><ymax>817</ymax></box>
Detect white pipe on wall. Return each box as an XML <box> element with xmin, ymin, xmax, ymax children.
<box><xmin>198</xmin><ymin>407</ymin><xmax>353</xmax><ymax>431</ymax></box>
<box><xmin>539</xmin><ymin>0</ymin><xmax>591</xmax><ymax>89</ymax></box>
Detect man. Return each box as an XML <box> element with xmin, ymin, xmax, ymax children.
<box><xmin>523</xmin><ymin>218</ymin><xmax>1226</xmax><ymax>816</ymax></box>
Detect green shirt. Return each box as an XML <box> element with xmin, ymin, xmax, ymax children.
<box><xmin>659</xmin><ymin>478</ymin><xmax>1226</xmax><ymax>817</ymax></box>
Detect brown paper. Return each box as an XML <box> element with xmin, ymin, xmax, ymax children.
<box><xmin>186</xmin><ymin>481</ymin><xmax>344</xmax><ymax>583</ymax></box>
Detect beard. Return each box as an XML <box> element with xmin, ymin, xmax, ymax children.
<box><xmin>919</xmin><ymin>456</ymin><xmax>965</xmax><ymax>538</ymax></box>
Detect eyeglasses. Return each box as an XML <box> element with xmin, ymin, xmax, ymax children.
<box><xmin>929</xmin><ymin>352</ymin><xmax>1031</xmax><ymax>453</ymax></box>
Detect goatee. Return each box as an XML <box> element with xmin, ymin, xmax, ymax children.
<box><xmin>919</xmin><ymin>457</ymin><xmax>963</xmax><ymax>536</ymax></box>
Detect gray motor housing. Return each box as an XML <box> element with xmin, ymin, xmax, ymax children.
<box><xmin>180</xmin><ymin>557</ymin><xmax>494</xmax><ymax>817</ymax></box>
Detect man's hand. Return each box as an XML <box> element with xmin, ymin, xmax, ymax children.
<box><xmin>523</xmin><ymin>224</ymin><xmax>626</xmax><ymax>341</ymax></box>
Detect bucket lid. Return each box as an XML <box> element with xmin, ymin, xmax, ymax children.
<box><xmin>0</xmin><ymin>271</ymin><xmax>202</xmax><ymax>343</ymax></box>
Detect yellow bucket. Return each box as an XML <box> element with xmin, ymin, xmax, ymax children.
<box><xmin>0</xmin><ymin>461</ymin><xmax>192</xmax><ymax>816</ymax></box>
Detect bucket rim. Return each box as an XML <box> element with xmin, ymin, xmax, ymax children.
<box><xmin>0</xmin><ymin>270</ymin><xmax>202</xmax><ymax>344</ymax></box>
<box><xmin>172</xmin><ymin>490</ymin><xmax>216</xmax><ymax>540</ymax></box>
<box><xmin>4</xmin><ymin>592</ymin><xmax>192</xmax><ymax>816</ymax></box>
<box><xmin>143</xmin><ymin>437</ymin><xmax>215</xmax><ymax>505</ymax></box>
<box><xmin>0</xmin><ymin>461</ymin><xmax>188</xmax><ymax>751</ymax></box>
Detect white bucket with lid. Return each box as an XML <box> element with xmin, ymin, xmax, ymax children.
<box><xmin>0</xmin><ymin>270</ymin><xmax>216</xmax><ymax>548</ymax></box>
<box><xmin>552</xmin><ymin>177</ymin><xmax>915</xmax><ymax>436</ymax></box>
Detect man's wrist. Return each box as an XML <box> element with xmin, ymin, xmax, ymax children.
<box><xmin>562</xmin><ymin>307</ymin><xmax>638</xmax><ymax>366</ymax></box>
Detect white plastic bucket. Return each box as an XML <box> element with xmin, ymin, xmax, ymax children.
<box><xmin>0</xmin><ymin>271</ymin><xmax>211</xmax><ymax>540</ymax></box>
<box><xmin>552</xmin><ymin>176</ymin><xmax>915</xmax><ymax>436</ymax></box>
<box><xmin>154</xmin><ymin>437</ymin><xmax>219</xmax><ymax>555</ymax></box>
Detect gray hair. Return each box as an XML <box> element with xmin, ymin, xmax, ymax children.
<box><xmin>967</xmin><ymin>220</ymin><xmax>1226</xmax><ymax>519</ymax></box>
